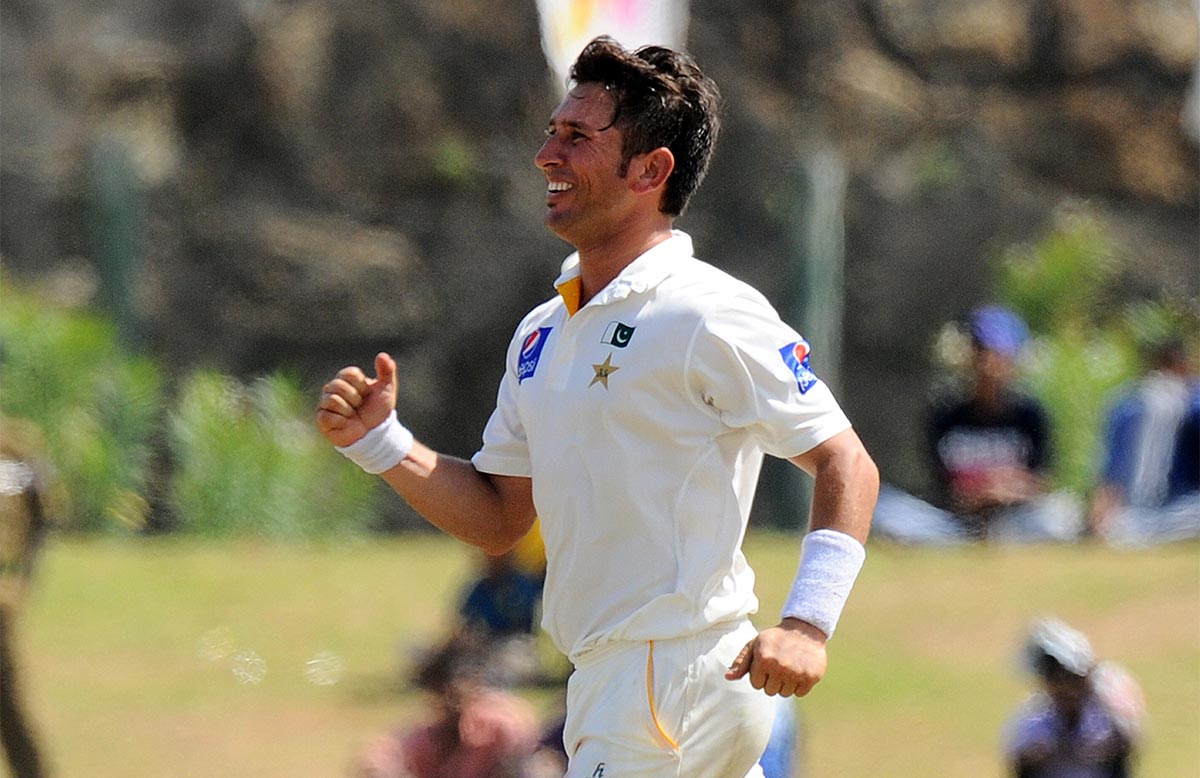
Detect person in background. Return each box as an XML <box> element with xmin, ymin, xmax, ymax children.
<box><xmin>1004</xmin><ymin>618</ymin><xmax>1144</xmax><ymax>778</ymax></box>
<box><xmin>458</xmin><ymin>550</ymin><xmax>542</xmax><ymax>640</ymax></box>
<box><xmin>1</xmin><ymin>417</ymin><xmax>53</xmax><ymax>778</ymax></box>
<box><xmin>1089</xmin><ymin>336</ymin><xmax>1200</xmax><ymax>546</ymax></box>
<box><xmin>523</xmin><ymin>702</ymin><xmax>568</xmax><ymax>778</ymax></box>
<box><xmin>410</xmin><ymin>520</ymin><xmax>554</xmax><ymax>691</ymax></box>
<box><xmin>451</xmin><ymin>548</ymin><xmax>545</xmax><ymax>687</ymax></box>
<box><xmin>757</xmin><ymin>698</ymin><xmax>800</xmax><ymax>778</ymax></box>
<box><xmin>872</xmin><ymin>306</ymin><xmax>1082</xmax><ymax>544</ymax></box>
<box><xmin>354</xmin><ymin>637</ymin><xmax>540</xmax><ymax>778</ymax></box>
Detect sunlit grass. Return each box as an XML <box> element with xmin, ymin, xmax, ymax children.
<box><xmin>16</xmin><ymin>534</ymin><xmax>1200</xmax><ymax>777</ymax></box>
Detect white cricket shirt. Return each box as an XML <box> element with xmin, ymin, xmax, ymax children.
<box><xmin>472</xmin><ymin>231</ymin><xmax>851</xmax><ymax>662</ymax></box>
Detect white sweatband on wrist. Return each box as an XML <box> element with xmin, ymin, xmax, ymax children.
<box><xmin>781</xmin><ymin>528</ymin><xmax>866</xmax><ymax>639</ymax></box>
<box><xmin>335</xmin><ymin>410</ymin><xmax>414</xmax><ymax>474</ymax></box>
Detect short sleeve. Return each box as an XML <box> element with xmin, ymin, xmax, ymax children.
<box><xmin>471</xmin><ymin>337</ymin><xmax>533</xmax><ymax>477</ymax></box>
<box><xmin>685</xmin><ymin>291</ymin><xmax>851</xmax><ymax>459</ymax></box>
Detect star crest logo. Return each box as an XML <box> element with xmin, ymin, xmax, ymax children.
<box><xmin>589</xmin><ymin>353</ymin><xmax>620</xmax><ymax>390</ymax></box>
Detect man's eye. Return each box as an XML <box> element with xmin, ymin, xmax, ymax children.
<box><xmin>543</xmin><ymin>127</ymin><xmax>587</xmax><ymax>143</ymax></box>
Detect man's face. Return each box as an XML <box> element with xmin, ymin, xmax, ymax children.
<box><xmin>534</xmin><ymin>82</ymin><xmax>638</xmax><ymax>245</ymax></box>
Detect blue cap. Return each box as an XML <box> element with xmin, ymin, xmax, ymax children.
<box><xmin>969</xmin><ymin>306</ymin><xmax>1029</xmax><ymax>357</ymax></box>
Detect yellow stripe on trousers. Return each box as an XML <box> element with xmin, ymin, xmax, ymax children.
<box><xmin>646</xmin><ymin>640</ymin><xmax>679</xmax><ymax>750</ymax></box>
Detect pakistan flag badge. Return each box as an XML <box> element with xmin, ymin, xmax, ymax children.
<box><xmin>601</xmin><ymin>321</ymin><xmax>636</xmax><ymax>348</ymax></box>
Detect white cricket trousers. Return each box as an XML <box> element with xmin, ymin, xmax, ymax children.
<box><xmin>563</xmin><ymin>619</ymin><xmax>777</xmax><ymax>778</ymax></box>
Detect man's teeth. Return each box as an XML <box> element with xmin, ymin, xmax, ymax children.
<box><xmin>548</xmin><ymin>182</ymin><xmax>571</xmax><ymax>192</ymax></box>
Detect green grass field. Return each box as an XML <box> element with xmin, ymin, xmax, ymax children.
<box><xmin>12</xmin><ymin>534</ymin><xmax>1200</xmax><ymax>777</ymax></box>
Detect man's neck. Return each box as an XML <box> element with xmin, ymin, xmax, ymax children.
<box><xmin>574</xmin><ymin>222</ymin><xmax>675</xmax><ymax>305</ymax></box>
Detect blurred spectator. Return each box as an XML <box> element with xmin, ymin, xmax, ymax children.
<box><xmin>1004</xmin><ymin>618</ymin><xmax>1144</xmax><ymax>778</ymax></box>
<box><xmin>455</xmin><ymin>548</ymin><xmax>545</xmax><ymax>687</ymax></box>
<box><xmin>759</xmin><ymin>697</ymin><xmax>800</xmax><ymax>778</ymax></box>
<box><xmin>1</xmin><ymin>417</ymin><xmax>53</xmax><ymax>778</ymax></box>
<box><xmin>522</xmin><ymin>701</ymin><xmax>568</xmax><ymax>778</ymax></box>
<box><xmin>400</xmin><ymin>524</ymin><xmax>556</xmax><ymax>718</ymax></box>
<box><xmin>402</xmin><ymin>521</ymin><xmax>550</xmax><ymax>694</ymax></box>
<box><xmin>458</xmin><ymin>550</ymin><xmax>542</xmax><ymax>640</ymax></box>
<box><xmin>873</xmin><ymin>307</ymin><xmax>1083</xmax><ymax>544</ymax></box>
<box><xmin>1089</xmin><ymin>337</ymin><xmax>1200</xmax><ymax>546</ymax></box>
<box><xmin>354</xmin><ymin>637</ymin><xmax>540</xmax><ymax>778</ymax></box>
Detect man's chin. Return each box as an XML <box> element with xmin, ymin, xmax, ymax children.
<box><xmin>543</xmin><ymin>211</ymin><xmax>574</xmax><ymax>240</ymax></box>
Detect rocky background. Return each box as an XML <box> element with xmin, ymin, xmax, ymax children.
<box><xmin>2</xmin><ymin>0</ymin><xmax>1197</xmax><ymax>521</ymax></box>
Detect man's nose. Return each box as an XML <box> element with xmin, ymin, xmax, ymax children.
<box><xmin>534</xmin><ymin>137</ymin><xmax>560</xmax><ymax>170</ymax></box>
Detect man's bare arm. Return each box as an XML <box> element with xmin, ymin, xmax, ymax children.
<box><xmin>380</xmin><ymin>445</ymin><xmax>536</xmax><ymax>554</ymax></box>
<box><xmin>726</xmin><ymin>428</ymin><xmax>878</xmax><ymax>697</ymax></box>
<box><xmin>791</xmin><ymin>427</ymin><xmax>878</xmax><ymax>543</ymax></box>
<box><xmin>317</xmin><ymin>352</ymin><xmax>536</xmax><ymax>554</ymax></box>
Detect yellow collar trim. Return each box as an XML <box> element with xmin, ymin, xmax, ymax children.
<box><xmin>556</xmin><ymin>276</ymin><xmax>583</xmax><ymax>317</ymax></box>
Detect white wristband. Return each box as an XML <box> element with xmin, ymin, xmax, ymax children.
<box><xmin>781</xmin><ymin>528</ymin><xmax>866</xmax><ymax>639</ymax></box>
<box><xmin>335</xmin><ymin>410</ymin><xmax>414</xmax><ymax>474</ymax></box>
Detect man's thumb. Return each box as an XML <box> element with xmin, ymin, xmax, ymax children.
<box><xmin>374</xmin><ymin>352</ymin><xmax>398</xmax><ymax>394</ymax></box>
<box><xmin>725</xmin><ymin>640</ymin><xmax>754</xmax><ymax>681</ymax></box>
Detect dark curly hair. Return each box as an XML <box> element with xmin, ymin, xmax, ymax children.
<box><xmin>569</xmin><ymin>36</ymin><xmax>721</xmax><ymax>217</ymax></box>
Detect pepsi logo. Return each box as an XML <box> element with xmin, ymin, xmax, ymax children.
<box><xmin>792</xmin><ymin>341</ymin><xmax>810</xmax><ymax>362</ymax></box>
<box><xmin>521</xmin><ymin>330</ymin><xmax>542</xmax><ymax>357</ymax></box>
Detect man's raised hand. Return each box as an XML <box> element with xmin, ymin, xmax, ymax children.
<box><xmin>316</xmin><ymin>352</ymin><xmax>399</xmax><ymax>448</ymax></box>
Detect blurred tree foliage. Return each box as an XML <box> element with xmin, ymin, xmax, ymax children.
<box><xmin>995</xmin><ymin>207</ymin><xmax>1199</xmax><ymax>495</ymax></box>
<box><xmin>0</xmin><ymin>277</ymin><xmax>163</xmax><ymax>531</ymax></box>
<box><xmin>1</xmin><ymin>278</ymin><xmax>379</xmax><ymax>537</ymax></box>
<box><xmin>168</xmin><ymin>371</ymin><xmax>378</xmax><ymax>539</ymax></box>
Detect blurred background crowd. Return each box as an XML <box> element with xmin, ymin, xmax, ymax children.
<box><xmin>1</xmin><ymin>0</ymin><xmax>1197</xmax><ymax>776</ymax></box>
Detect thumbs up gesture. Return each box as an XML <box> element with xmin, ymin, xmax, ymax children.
<box><xmin>315</xmin><ymin>353</ymin><xmax>399</xmax><ymax>448</ymax></box>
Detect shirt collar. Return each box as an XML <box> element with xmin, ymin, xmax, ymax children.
<box><xmin>554</xmin><ymin>231</ymin><xmax>694</xmax><ymax>315</ymax></box>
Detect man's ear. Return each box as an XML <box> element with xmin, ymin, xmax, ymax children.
<box><xmin>629</xmin><ymin>147</ymin><xmax>675</xmax><ymax>195</ymax></box>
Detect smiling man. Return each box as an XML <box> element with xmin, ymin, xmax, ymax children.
<box><xmin>317</xmin><ymin>37</ymin><xmax>878</xmax><ymax>778</ymax></box>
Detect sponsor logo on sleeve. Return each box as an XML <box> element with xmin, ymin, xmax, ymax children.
<box><xmin>517</xmin><ymin>327</ymin><xmax>552</xmax><ymax>383</ymax></box>
<box><xmin>779</xmin><ymin>339</ymin><xmax>819</xmax><ymax>394</ymax></box>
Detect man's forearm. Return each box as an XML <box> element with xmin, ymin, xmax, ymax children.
<box><xmin>780</xmin><ymin>429</ymin><xmax>879</xmax><ymax>638</ymax></box>
<box><xmin>379</xmin><ymin>441</ymin><xmax>536</xmax><ymax>554</ymax></box>
<box><xmin>802</xmin><ymin>433</ymin><xmax>879</xmax><ymax>542</ymax></box>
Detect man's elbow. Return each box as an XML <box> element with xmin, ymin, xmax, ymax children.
<box><xmin>838</xmin><ymin>441</ymin><xmax>880</xmax><ymax>541</ymax></box>
<box><xmin>478</xmin><ymin>533</ymin><xmax>521</xmax><ymax>556</ymax></box>
<box><xmin>828</xmin><ymin>432</ymin><xmax>880</xmax><ymax>490</ymax></box>
<box><xmin>856</xmin><ymin>447</ymin><xmax>881</xmax><ymax>495</ymax></box>
<box><xmin>830</xmin><ymin>436</ymin><xmax>880</xmax><ymax>512</ymax></box>
<box><xmin>476</xmin><ymin>513</ymin><xmax>536</xmax><ymax>556</ymax></box>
